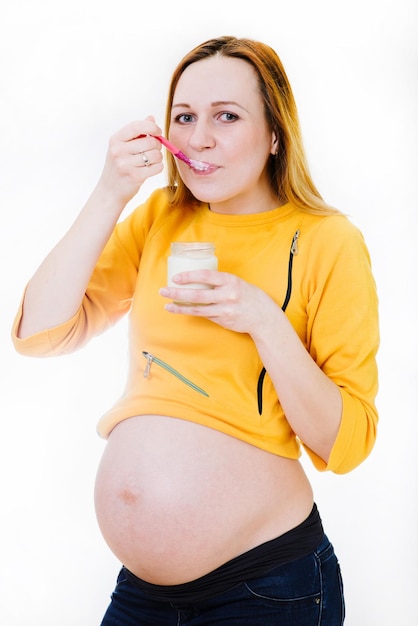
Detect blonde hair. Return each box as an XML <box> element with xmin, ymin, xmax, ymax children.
<box><xmin>165</xmin><ymin>36</ymin><xmax>338</xmax><ymax>216</ymax></box>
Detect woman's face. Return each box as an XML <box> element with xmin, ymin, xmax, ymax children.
<box><xmin>169</xmin><ymin>55</ymin><xmax>279</xmax><ymax>214</ymax></box>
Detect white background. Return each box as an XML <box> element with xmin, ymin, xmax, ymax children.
<box><xmin>1</xmin><ymin>1</ymin><xmax>417</xmax><ymax>624</ymax></box>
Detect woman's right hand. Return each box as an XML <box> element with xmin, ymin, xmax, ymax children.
<box><xmin>17</xmin><ymin>117</ymin><xmax>165</xmax><ymax>338</ymax></box>
<box><xmin>96</xmin><ymin>116</ymin><xmax>164</xmax><ymax>208</ymax></box>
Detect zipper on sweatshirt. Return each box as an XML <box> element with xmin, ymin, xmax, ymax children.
<box><xmin>281</xmin><ymin>229</ymin><xmax>300</xmax><ymax>312</ymax></box>
<box><xmin>290</xmin><ymin>229</ymin><xmax>300</xmax><ymax>255</ymax></box>
<box><xmin>257</xmin><ymin>229</ymin><xmax>300</xmax><ymax>415</ymax></box>
<box><xmin>142</xmin><ymin>351</ymin><xmax>209</xmax><ymax>397</ymax></box>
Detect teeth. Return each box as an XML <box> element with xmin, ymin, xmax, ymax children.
<box><xmin>190</xmin><ymin>160</ymin><xmax>212</xmax><ymax>172</ymax></box>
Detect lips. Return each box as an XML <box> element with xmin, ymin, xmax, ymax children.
<box><xmin>191</xmin><ymin>164</ymin><xmax>219</xmax><ymax>175</ymax></box>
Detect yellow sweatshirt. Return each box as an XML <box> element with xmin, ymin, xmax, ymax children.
<box><xmin>12</xmin><ymin>188</ymin><xmax>379</xmax><ymax>474</ymax></box>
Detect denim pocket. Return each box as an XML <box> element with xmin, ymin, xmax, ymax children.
<box><xmin>240</xmin><ymin>537</ymin><xmax>345</xmax><ymax>625</ymax></box>
<box><xmin>242</xmin><ymin>550</ymin><xmax>321</xmax><ymax>606</ymax></box>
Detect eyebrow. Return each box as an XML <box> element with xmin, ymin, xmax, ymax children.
<box><xmin>172</xmin><ymin>100</ymin><xmax>247</xmax><ymax>111</ymax></box>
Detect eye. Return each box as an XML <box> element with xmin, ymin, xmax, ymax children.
<box><xmin>174</xmin><ymin>113</ymin><xmax>195</xmax><ymax>124</ymax></box>
<box><xmin>218</xmin><ymin>112</ymin><xmax>239</xmax><ymax>123</ymax></box>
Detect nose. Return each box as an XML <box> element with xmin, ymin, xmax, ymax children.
<box><xmin>188</xmin><ymin>120</ymin><xmax>215</xmax><ymax>152</ymax></box>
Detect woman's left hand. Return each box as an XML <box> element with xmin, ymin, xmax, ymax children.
<box><xmin>159</xmin><ymin>270</ymin><xmax>276</xmax><ymax>335</ymax></box>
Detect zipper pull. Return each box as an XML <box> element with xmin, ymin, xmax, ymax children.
<box><xmin>291</xmin><ymin>229</ymin><xmax>300</xmax><ymax>255</ymax></box>
<box><xmin>143</xmin><ymin>351</ymin><xmax>154</xmax><ymax>378</ymax></box>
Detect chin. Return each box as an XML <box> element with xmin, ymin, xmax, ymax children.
<box><xmin>189</xmin><ymin>187</ymin><xmax>233</xmax><ymax>206</ymax></box>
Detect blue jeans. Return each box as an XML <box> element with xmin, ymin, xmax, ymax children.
<box><xmin>100</xmin><ymin>534</ymin><xmax>345</xmax><ymax>625</ymax></box>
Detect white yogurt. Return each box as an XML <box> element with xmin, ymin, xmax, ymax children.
<box><xmin>167</xmin><ymin>243</ymin><xmax>218</xmax><ymax>295</ymax></box>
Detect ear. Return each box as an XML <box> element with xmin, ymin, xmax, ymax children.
<box><xmin>270</xmin><ymin>132</ymin><xmax>279</xmax><ymax>156</ymax></box>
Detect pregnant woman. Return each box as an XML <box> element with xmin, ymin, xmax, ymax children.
<box><xmin>12</xmin><ymin>35</ymin><xmax>379</xmax><ymax>625</ymax></box>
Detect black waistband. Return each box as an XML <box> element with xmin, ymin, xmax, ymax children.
<box><xmin>123</xmin><ymin>503</ymin><xmax>324</xmax><ymax>604</ymax></box>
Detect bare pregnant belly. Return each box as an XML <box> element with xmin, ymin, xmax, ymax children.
<box><xmin>94</xmin><ymin>415</ymin><xmax>313</xmax><ymax>585</ymax></box>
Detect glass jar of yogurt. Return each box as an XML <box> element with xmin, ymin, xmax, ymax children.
<box><xmin>167</xmin><ymin>242</ymin><xmax>218</xmax><ymax>294</ymax></box>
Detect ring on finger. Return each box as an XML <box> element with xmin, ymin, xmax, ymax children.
<box><xmin>141</xmin><ymin>152</ymin><xmax>151</xmax><ymax>167</ymax></box>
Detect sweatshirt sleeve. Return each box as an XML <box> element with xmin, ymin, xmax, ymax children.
<box><xmin>301</xmin><ymin>216</ymin><xmax>379</xmax><ymax>474</ymax></box>
<box><xmin>11</xmin><ymin>205</ymin><xmax>146</xmax><ymax>357</ymax></box>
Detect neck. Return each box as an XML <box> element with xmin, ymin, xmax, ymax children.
<box><xmin>209</xmin><ymin>192</ymin><xmax>284</xmax><ymax>216</ymax></box>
